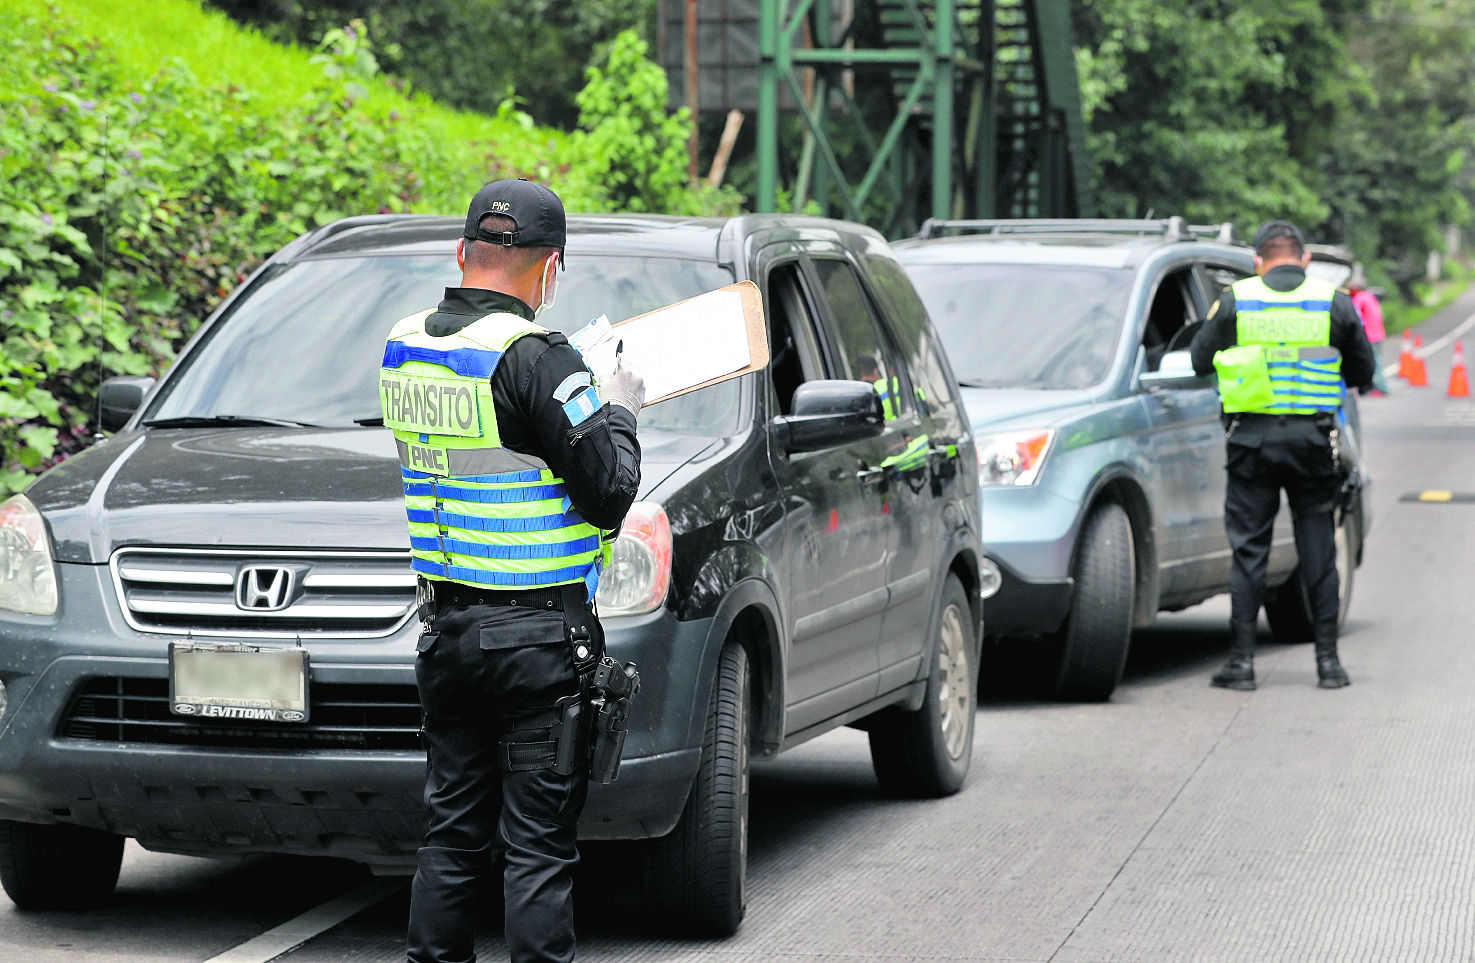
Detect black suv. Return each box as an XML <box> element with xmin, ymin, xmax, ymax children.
<box><xmin>0</xmin><ymin>213</ymin><xmax>981</xmax><ymax>932</ymax></box>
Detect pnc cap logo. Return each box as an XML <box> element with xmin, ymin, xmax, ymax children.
<box><xmin>490</xmin><ymin>200</ymin><xmax>511</xmax><ymax>213</ymax></box>
<box><xmin>236</xmin><ymin>566</ymin><xmax>295</xmax><ymax>612</ymax></box>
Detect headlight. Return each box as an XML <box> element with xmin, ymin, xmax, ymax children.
<box><xmin>596</xmin><ymin>501</ymin><xmax>672</xmax><ymax>617</ymax></box>
<box><xmin>0</xmin><ymin>494</ymin><xmax>58</xmax><ymax>615</ymax></box>
<box><xmin>976</xmin><ymin>429</ymin><xmax>1055</xmax><ymax>487</ymax></box>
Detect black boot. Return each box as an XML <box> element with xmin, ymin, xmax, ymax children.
<box><xmin>1314</xmin><ymin>624</ymin><xmax>1349</xmax><ymax>689</ymax></box>
<box><xmin>1212</xmin><ymin>621</ymin><xmax>1257</xmax><ymax>690</ymax></box>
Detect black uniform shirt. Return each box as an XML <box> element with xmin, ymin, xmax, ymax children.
<box><xmin>423</xmin><ymin>287</ymin><xmax>640</xmax><ymax>531</ymax></box>
<box><xmin>1190</xmin><ymin>264</ymin><xmax>1377</xmax><ymax>386</ymax></box>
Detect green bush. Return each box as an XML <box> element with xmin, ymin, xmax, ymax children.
<box><xmin>567</xmin><ymin>31</ymin><xmax>741</xmax><ymax>217</ymax></box>
<box><xmin>0</xmin><ymin>14</ymin><xmax>726</xmax><ymax>493</ymax></box>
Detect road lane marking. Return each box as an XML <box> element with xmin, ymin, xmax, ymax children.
<box><xmin>201</xmin><ymin>878</ymin><xmax>405</xmax><ymax>963</ymax></box>
<box><xmin>1383</xmin><ymin>309</ymin><xmax>1475</xmax><ymax>377</ymax></box>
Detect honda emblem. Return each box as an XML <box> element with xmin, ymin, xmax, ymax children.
<box><xmin>236</xmin><ymin>567</ymin><xmax>295</xmax><ymax>612</ymax></box>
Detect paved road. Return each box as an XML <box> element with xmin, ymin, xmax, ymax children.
<box><xmin>5</xmin><ymin>292</ymin><xmax>1475</xmax><ymax>962</ymax></box>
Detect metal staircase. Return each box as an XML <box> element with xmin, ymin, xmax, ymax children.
<box><xmin>753</xmin><ymin>0</ymin><xmax>1090</xmax><ymax>235</ymax></box>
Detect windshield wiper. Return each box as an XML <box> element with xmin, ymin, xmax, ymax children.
<box><xmin>143</xmin><ymin>415</ymin><xmax>324</xmax><ymax>429</ymax></box>
<box><xmin>353</xmin><ymin>417</ymin><xmax>384</xmax><ymax>426</ymax></box>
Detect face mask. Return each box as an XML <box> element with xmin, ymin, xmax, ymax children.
<box><xmin>534</xmin><ymin>253</ymin><xmax>560</xmax><ymax>318</ymax></box>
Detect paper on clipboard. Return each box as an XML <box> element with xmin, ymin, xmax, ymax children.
<box><xmin>569</xmin><ymin>281</ymin><xmax>768</xmax><ymax>406</ymax></box>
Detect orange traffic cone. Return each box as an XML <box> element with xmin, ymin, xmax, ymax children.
<box><xmin>1449</xmin><ymin>341</ymin><xmax>1469</xmax><ymax>397</ymax></box>
<box><xmin>1409</xmin><ymin>335</ymin><xmax>1428</xmax><ymax>386</ymax></box>
<box><xmin>1398</xmin><ymin>330</ymin><xmax>1415</xmax><ymax>379</ymax></box>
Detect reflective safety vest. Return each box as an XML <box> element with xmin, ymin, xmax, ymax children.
<box><xmin>872</xmin><ymin>376</ymin><xmax>899</xmax><ymax>421</ymax></box>
<box><xmin>380</xmin><ymin>310</ymin><xmax>606</xmax><ymax>598</ymax></box>
<box><xmin>1216</xmin><ymin>275</ymin><xmax>1344</xmax><ymax>415</ymax></box>
<box><xmin>881</xmin><ymin>434</ymin><xmax>932</xmax><ymax>473</ymax></box>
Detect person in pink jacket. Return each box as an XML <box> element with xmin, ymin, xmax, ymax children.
<box><xmin>1349</xmin><ymin>266</ymin><xmax>1389</xmax><ymax>395</ymax></box>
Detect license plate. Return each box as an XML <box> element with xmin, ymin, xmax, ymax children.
<box><xmin>169</xmin><ymin>643</ymin><xmax>309</xmax><ymax>723</ymax></box>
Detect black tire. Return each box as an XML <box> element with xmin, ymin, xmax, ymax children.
<box><xmin>869</xmin><ymin>574</ymin><xmax>976</xmax><ymax>798</ymax></box>
<box><xmin>0</xmin><ymin>820</ymin><xmax>124</xmax><ymax>910</ymax></box>
<box><xmin>1265</xmin><ymin>569</ymin><xmax>1313</xmax><ymax>643</ymax></box>
<box><xmin>642</xmin><ymin>643</ymin><xmax>749</xmax><ymax>936</ymax></box>
<box><xmin>1267</xmin><ymin>513</ymin><xmax>1357</xmax><ymax>642</ymax></box>
<box><xmin>1050</xmin><ymin>502</ymin><xmax>1135</xmax><ymax>702</ymax></box>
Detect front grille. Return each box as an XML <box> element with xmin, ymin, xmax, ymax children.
<box><xmin>111</xmin><ymin>549</ymin><xmax>417</xmax><ymax>638</ymax></box>
<box><xmin>61</xmin><ymin>677</ymin><xmax>422</xmax><ymax>752</ymax></box>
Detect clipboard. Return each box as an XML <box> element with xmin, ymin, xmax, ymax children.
<box><xmin>610</xmin><ymin>281</ymin><xmax>770</xmax><ymax>406</ymax></box>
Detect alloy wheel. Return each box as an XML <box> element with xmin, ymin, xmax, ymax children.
<box><xmin>936</xmin><ymin>602</ymin><xmax>972</xmax><ymax>760</ymax></box>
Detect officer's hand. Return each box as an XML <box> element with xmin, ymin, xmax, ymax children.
<box><xmin>600</xmin><ymin>358</ymin><xmax>646</xmax><ymax>416</ymax></box>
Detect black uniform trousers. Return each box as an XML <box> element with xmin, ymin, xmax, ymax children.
<box><xmin>407</xmin><ymin>601</ymin><xmax>598</xmax><ymax>963</ymax></box>
<box><xmin>1224</xmin><ymin>416</ymin><xmax>1340</xmax><ymax>628</ymax></box>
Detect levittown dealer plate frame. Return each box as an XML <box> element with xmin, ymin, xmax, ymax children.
<box><xmin>169</xmin><ymin>642</ymin><xmax>310</xmax><ymax>723</ymax></box>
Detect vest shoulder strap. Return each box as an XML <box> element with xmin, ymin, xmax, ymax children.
<box><xmin>387</xmin><ymin>309</ymin><xmax>433</xmax><ymax>341</ymax></box>
<box><xmin>455</xmin><ymin>312</ymin><xmax>550</xmax><ymax>353</ymax></box>
<box><xmin>1232</xmin><ymin>275</ymin><xmax>1338</xmax><ymax>302</ymax></box>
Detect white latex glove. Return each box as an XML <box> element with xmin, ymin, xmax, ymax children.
<box><xmin>600</xmin><ymin>357</ymin><xmax>646</xmax><ymax>416</ymax></box>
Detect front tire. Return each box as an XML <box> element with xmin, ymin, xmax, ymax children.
<box><xmin>869</xmin><ymin>574</ymin><xmax>976</xmax><ymax>797</ymax></box>
<box><xmin>0</xmin><ymin>820</ymin><xmax>124</xmax><ymax>910</ymax></box>
<box><xmin>642</xmin><ymin>643</ymin><xmax>749</xmax><ymax>935</ymax></box>
<box><xmin>1050</xmin><ymin>502</ymin><xmax>1135</xmax><ymax>702</ymax></box>
<box><xmin>1266</xmin><ymin>512</ymin><xmax>1357</xmax><ymax>642</ymax></box>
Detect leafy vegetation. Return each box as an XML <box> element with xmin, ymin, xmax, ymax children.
<box><xmin>204</xmin><ymin>0</ymin><xmax>656</xmax><ymax>131</ymax></box>
<box><xmin>0</xmin><ymin>5</ymin><xmax>713</xmax><ymax>492</ymax></box>
<box><xmin>1073</xmin><ymin>0</ymin><xmax>1475</xmax><ymax>299</ymax></box>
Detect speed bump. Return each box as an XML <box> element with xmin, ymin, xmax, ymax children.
<box><xmin>1400</xmin><ymin>490</ymin><xmax>1475</xmax><ymax>503</ymax></box>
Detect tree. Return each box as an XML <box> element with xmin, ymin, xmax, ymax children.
<box><xmin>1072</xmin><ymin>0</ymin><xmax>1356</xmax><ymax>231</ymax></box>
<box><xmin>1318</xmin><ymin>0</ymin><xmax>1475</xmax><ymax>292</ymax></box>
<box><xmin>206</xmin><ymin>0</ymin><xmax>655</xmax><ymax>129</ymax></box>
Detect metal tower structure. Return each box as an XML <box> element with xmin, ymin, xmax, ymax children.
<box><xmin>659</xmin><ymin>0</ymin><xmax>1091</xmax><ymax>237</ymax></box>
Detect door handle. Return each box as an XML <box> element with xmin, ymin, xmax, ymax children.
<box><xmin>856</xmin><ymin>467</ymin><xmax>885</xmax><ymax>485</ymax></box>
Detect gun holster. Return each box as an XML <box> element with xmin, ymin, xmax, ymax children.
<box><xmin>588</xmin><ymin>657</ymin><xmax>641</xmax><ymax>785</ymax></box>
<box><xmin>499</xmin><ymin>694</ymin><xmax>587</xmax><ymax>775</ymax></box>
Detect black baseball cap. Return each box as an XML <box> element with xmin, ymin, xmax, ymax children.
<box><xmin>463</xmin><ymin>178</ymin><xmax>567</xmax><ymax>263</ymax></box>
<box><xmin>1251</xmin><ymin>220</ymin><xmax>1305</xmax><ymax>251</ymax></box>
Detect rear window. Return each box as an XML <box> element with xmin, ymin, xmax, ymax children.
<box><xmin>901</xmin><ymin>262</ymin><xmax>1132</xmax><ymax>390</ymax></box>
<box><xmin>145</xmin><ymin>254</ymin><xmax>741</xmax><ymax>436</ymax></box>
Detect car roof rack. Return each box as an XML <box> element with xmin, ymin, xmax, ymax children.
<box><xmin>915</xmin><ymin>217</ymin><xmax>1244</xmax><ymax>246</ymax></box>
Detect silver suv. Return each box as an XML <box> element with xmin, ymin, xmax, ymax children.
<box><xmin>895</xmin><ymin>218</ymin><xmax>1370</xmax><ymax>701</ymax></box>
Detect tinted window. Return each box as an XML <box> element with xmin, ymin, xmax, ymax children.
<box><xmin>146</xmin><ymin>254</ymin><xmax>740</xmax><ymax>436</ymax></box>
<box><xmin>902</xmin><ymin>262</ymin><xmax>1132</xmax><ymax>389</ymax></box>
<box><xmin>811</xmin><ymin>259</ymin><xmax>896</xmax><ymax>398</ymax></box>
<box><xmin>865</xmin><ymin>256</ymin><xmax>957</xmax><ymax>413</ymax></box>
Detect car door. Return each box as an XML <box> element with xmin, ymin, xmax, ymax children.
<box><xmin>1136</xmin><ymin>262</ymin><xmax>1222</xmax><ymax>596</ymax></box>
<box><xmin>855</xmin><ymin>253</ymin><xmax>964</xmax><ymax>694</ymax></box>
<box><xmin>763</xmin><ymin>254</ymin><xmax>884</xmax><ymax>733</ymax></box>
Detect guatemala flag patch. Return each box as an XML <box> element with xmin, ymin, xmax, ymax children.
<box><xmin>562</xmin><ymin>386</ymin><xmax>601</xmax><ymax>426</ymax></box>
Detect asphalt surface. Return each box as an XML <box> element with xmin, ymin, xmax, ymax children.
<box><xmin>5</xmin><ymin>289</ymin><xmax>1475</xmax><ymax>962</ymax></box>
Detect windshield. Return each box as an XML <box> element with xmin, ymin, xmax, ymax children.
<box><xmin>146</xmin><ymin>253</ymin><xmax>742</xmax><ymax>436</ymax></box>
<box><xmin>901</xmin><ymin>262</ymin><xmax>1133</xmax><ymax>389</ymax></box>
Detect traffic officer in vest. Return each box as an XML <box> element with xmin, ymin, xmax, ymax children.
<box><xmin>380</xmin><ymin>179</ymin><xmax>644</xmax><ymax>963</ymax></box>
<box><xmin>1190</xmin><ymin>221</ymin><xmax>1375</xmax><ymax>691</ymax></box>
<box><xmin>856</xmin><ymin>353</ymin><xmax>897</xmax><ymax>421</ymax></box>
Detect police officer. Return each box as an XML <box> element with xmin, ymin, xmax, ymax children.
<box><xmin>380</xmin><ymin>180</ymin><xmax>644</xmax><ymax>963</ymax></box>
<box><xmin>1190</xmin><ymin>221</ymin><xmax>1376</xmax><ymax>691</ymax></box>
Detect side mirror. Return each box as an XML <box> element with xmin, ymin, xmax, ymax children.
<box><xmin>97</xmin><ymin>376</ymin><xmax>156</xmax><ymax>432</ymax></box>
<box><xmin>775</xmin><ymin>380</ymin><xmax>884</xmax><ymax>453</ymax></box>
<box><xmin>1140</xmin><ymin>350</ymin><xmax>1213</xmax><ymax>391</ymax></box>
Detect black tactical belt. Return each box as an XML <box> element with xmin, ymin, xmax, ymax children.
<box><xmin>1237</xmin><ymin>412</ymin><xmax>1322</xmax><ymax>423</ymax></box>
<box><xmin>424</xmin><ymin>579</ymin><xmax>564</xmax><ymax>611</ymax></box>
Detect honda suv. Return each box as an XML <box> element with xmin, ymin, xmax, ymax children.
<box><xmin>894</xmin><ymin>218</ymin><xmax>1369</xmax><ymax>701</ymax></box>
<box><xmin>0</xmin><ymin>213</ymin><xmax>981</xmax><ymax>934</ymax></box>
